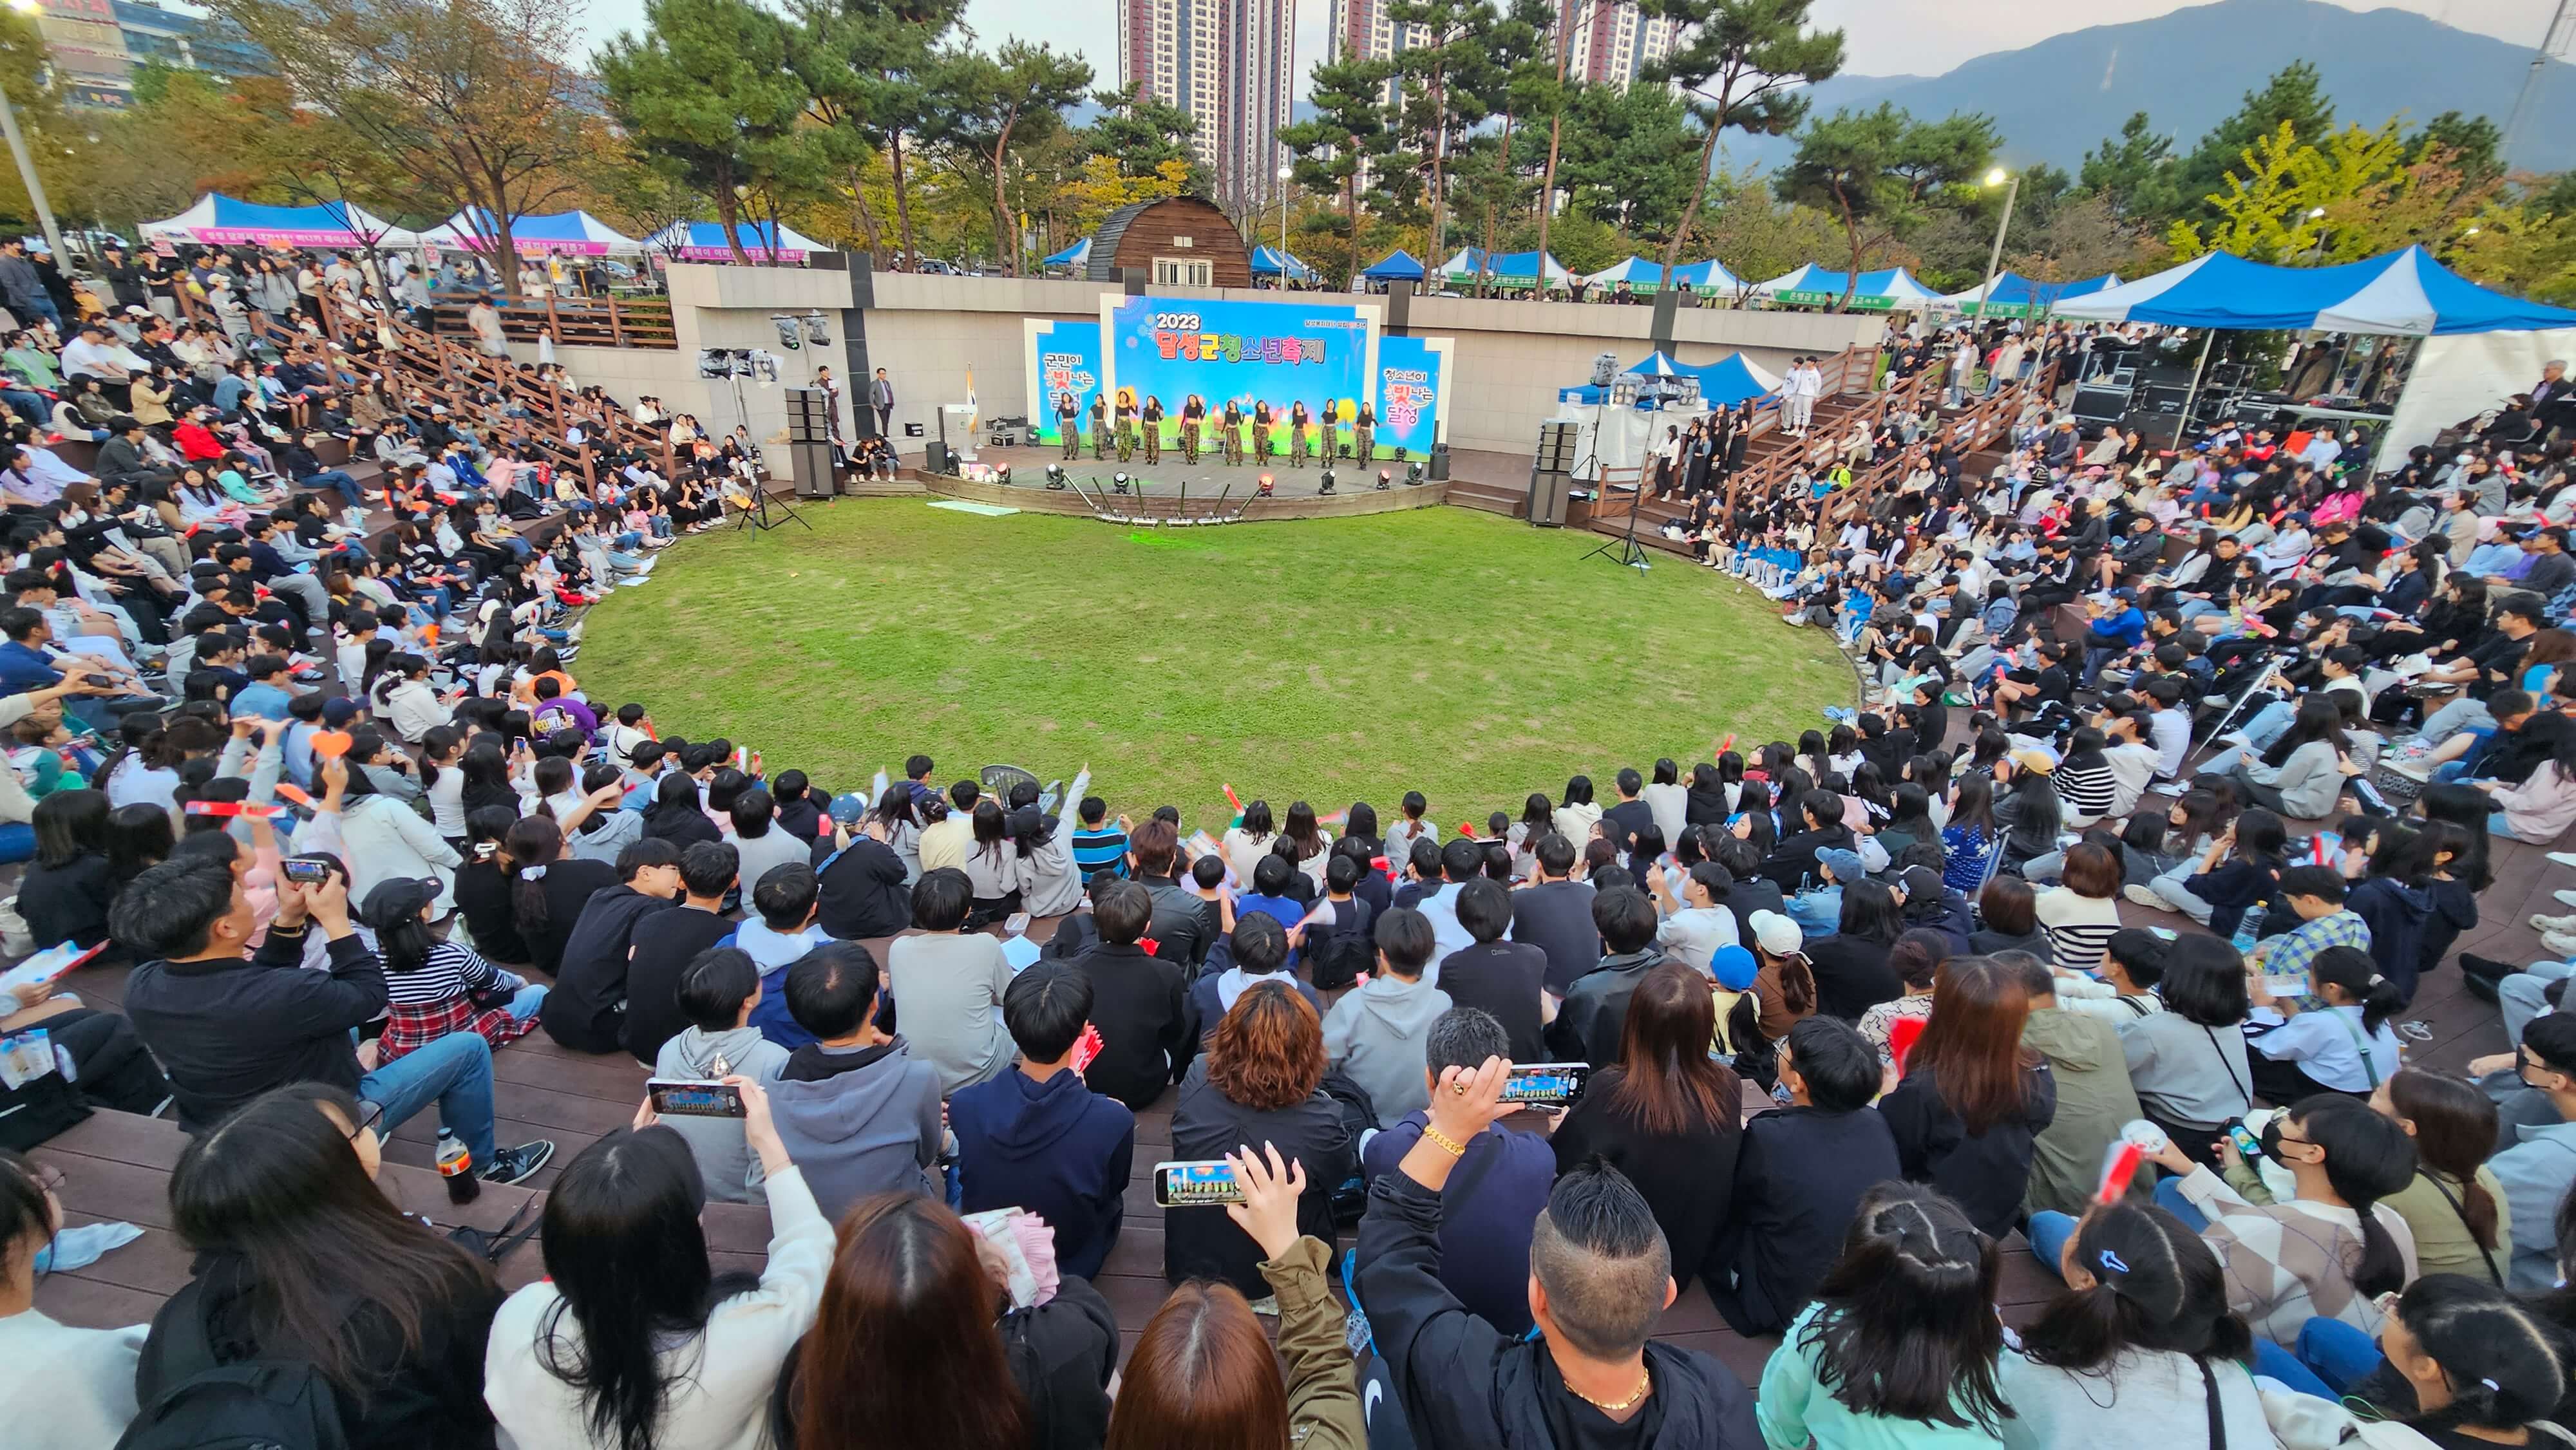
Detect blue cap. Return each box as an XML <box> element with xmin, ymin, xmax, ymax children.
<box><xmin>826</xmin><ymin>792</ymin><xmax>868</xmax><ymax>825</ymax></box>
<box><xmin>1817</xmin><ymin>847</ymin><xmax>1868</xmax><ymax>883</ymax></box>
<box><xmin>1709</xmin><ymin>944</ymin><xmax>1759</xmax><ymax>991</ymax></box>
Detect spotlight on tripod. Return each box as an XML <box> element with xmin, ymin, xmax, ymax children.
<box><xmin>1044</xmin><ymin>464</ymin><xmax>1067</xmax><ymax>490</ymax></box>
<box><xmin>1375</xmin><ymin>469</ymin><xmax>1391</xmax><ymax>490</ymax></box>
<box><xmin>1318</xmin><ymin>469</ymin><xmax>1335</xmax><ymax>494</ymax></box>
<box><xmin>1112</xmin><ymin>472</ymin><xmax>1131</xmax><ymax>494</ymax></box>
<box><xmin>1256</xmin><ymin>473</ymin><xmax>1275</xmax><ymax>497</ymax></box>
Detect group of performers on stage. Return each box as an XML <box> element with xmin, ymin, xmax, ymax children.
<box><xmin>1054</xmin><ymin>390</ymin><xmax>1378</xmax><ymax>468</ymax></box>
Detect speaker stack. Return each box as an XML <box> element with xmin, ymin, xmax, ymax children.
<box><xmin>784</xmin><ymin>387</ymin><xmax>838</xmax><ymax>498</ymax></box>
<box><xmin>1529</xmin><ymin>422</ymin><xmax>1578</xmax><ymax>527</ymax></box>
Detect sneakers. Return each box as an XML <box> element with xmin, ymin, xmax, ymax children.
<box><xmin>2532</xmin><ymin>912</ymin><xmax>2576</xmax><ymax>934</ymax></box>
<box><xmin>481</xmin><ymin>1140</ymin><xmax>556</xmax><ymax>1185</ymax></box>
<box><xmin>2545</xmin><ymin>930</ymin><xmax>2576</xmax><ymax>961</ymax></box>
<box><xmin>2552</xmin><ymin>852</ymin><xmax>2576</xmax><ymax>871</ymax></box>
<box><xmin>2123</xmin><ymin>883</ymin><xmax>2174</xmax><ymax>910</ymax></box>
<box><xmin>2381</xmin><ymin>757</ymin><xmax>2432</xmax><ymax>783</ymax></box>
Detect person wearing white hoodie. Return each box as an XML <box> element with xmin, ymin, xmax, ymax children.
<box><xmin>653</xmin><ymin>948</ymin><xmax>791</xmax><ymax>1203</ymax></box>
<box><xmin>1321</xmin><ymin>906</ymin><xmax>1452</xmax><ymax>1128</ymax></box>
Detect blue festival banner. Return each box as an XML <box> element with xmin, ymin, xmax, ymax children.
<box><xmin>1372</xmin><ymin>336</ymin><xmax>1444</xmax><ymax>460</ymax></box>
<box><xmin>1106</xmin><ymin>296</ymin><xmax>1372</xmax><ymax>453</ymax></box>
<box><xmin>1028</xmin><ymin>319</ymin><xmax>1103</xmax><ymax>446</ymax></box>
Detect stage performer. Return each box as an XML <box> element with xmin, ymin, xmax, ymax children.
<box><xmin>1056</xmin><ymin>391</ymin><xmax>1080</xmax><ymax>461</ymax></box>
<box><xmin>1113</xmin><ymin>391</ymin><xmax>1137</xmax><ymax>462</ymax></box>
<box><xmin>1141</xmin><ymin>395</ymin><xmax>1164</xmax><ymax>464</ymax></box>
<box><xmin>1252</xmin><ymin>400</ymin><xmax>1274</xmax><ymax>464</ymax></box>
<box><xmin>1089</xmin><ymin>392</ymin><xmax>1109</xmax><ymax>460</ymax></box>
<box><xmin>1289</xmin><ymin>400</ymin><xmax>1312</xmax><ymax>467</ymax></box>
<box><xmin>1353</xmin><ymin>402</ymin><xmax>1374</xmax><ymax>463</ymax></box>
<box><xmin>1221</xmin><ymin>400</ymin><xmax>1243</xmax><ymax>466</ymax></box>
<box><xmin>1180</xmin><ymin>394</ymin><xmax>1204</xmax><ymax>464</ymax></box>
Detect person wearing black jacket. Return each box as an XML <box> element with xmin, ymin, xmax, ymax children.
<box><xmin>1439</xmin><ymin>878</ymin><xmax>1549</xmax><ymax>1060</ymax></box>
<box><xmin>1356</xmin><ymin>1059</ymin><xmax>1763</xmax><ymax>1450</ymax></box>
<box><xmin>1600</xmin><ymin>768</ymin><xmax>1654</xmax><ymax>854</ymax></box>
<box><xmin>1547</xmin><ymin>887</ymin><xmax>1666</xmax><ymax>1068</ymax></box>
<box><xmin>616</xmin><ymin>842</ymin><xmax>741</xmax><ymax>1064</ymax></box>
<box><xmin>1127</xmin><ymin>818</ymin><xmax>1215</xmax><ymax>968</ymax></box>
<box><xmin>808</xmin><ymin>825</ymin><xmax>910</xmax><ymax>941</ymax></box>
<box><xmin>540</xmin><ymin>840</ymin><xmax>681</xmax><ymax>1053</ymax></box>
<box><xmin>1709</xmin><ymin>1016</ymin><xmax>1902</xmax><ymax>1337</ymax></box>
<box><xmin>1508</xmin><ymin>834</ymin><xmax>1598</xmax><ymax>997</ymax></box>
<box><xmin>114</xmin><ymin>853</ymin><xmax>551</xmax><ymax>1180</ymax></box>
<box><xmin>1164</xmin><ymin>981</ymin><xmax>1352</xmax><ymax>1298</ymax></box>
<box><xmin>1757</xmin><ymin>792</ymin><xmax>1857</xmax><ymax>894</ymax></box>
<box><xmin>1065</xmin><ymin>880</ymin><xmax>1194</xmax><ymax>1111</ymax></box>
<box><xmin>1877</xmin><ymin>957</ymin><xmax>2058</xmax><ymax>1239</ymax></box>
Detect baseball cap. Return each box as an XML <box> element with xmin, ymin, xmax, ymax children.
<box><xmin>2009</xmin><ymin>746</ymin><xmax>2060</xmax><ymax>775</ymax></box>
<box><xmin>1817</xmin><ymin>847</ymin><xmax>1868</xmax><ymax>883</ymax></box>
<box><xmin>827</xmin><ymin>791</ymin><xmax>869</xmax><ymax>826</ymax></box>
<box><xmin>1897</xmin><ymin>865</ymin><xmax>1946</xmax><ymax>901</ymax></box>
<box><xmin>321</xmin><ymin>697</ymin><xmax>360</xmax><ymax>728</ymax></box>
<box><xmin>360</xmin><ymin>876</ymin><xmax>442</xmax><ymax>925</ymax></box>
<box><xmin>1709</xmin><ymin>944</ymin><xmax>1759</xmax><ymax>991</ymax></box>
<box><xmin>1745</xmin><ymin>910</ymin><xmax>1803</xmax><ymax>957</ymax></box>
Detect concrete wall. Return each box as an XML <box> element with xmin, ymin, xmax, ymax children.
<box><xmin>502</xmin><ymin>263</ymin><xmax>1886</xmax><ymax>470</ymax></box>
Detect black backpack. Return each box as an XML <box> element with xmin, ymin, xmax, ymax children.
<box><xmin>1307</xmin><ymin>897</ymin><xmax>1376</xmax><ymax>992</ymax></box>
<box><xmin>1318</xmin><ymin>1070</ymin><xmax>1379</xmax><ymax>1227</ymax></box>
<box><xmin>115</xmin><ymin>1281</ymin><xmax>350</xmax><ymax>1450</ymax></box>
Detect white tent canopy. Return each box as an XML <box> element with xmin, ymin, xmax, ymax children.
<box><xmin>1749</xmin><ymin>264</ymin><xmax>1944</xmax><ymax>309</ymax></box>
<box><xmin>140</xmin><ymin>194</ymin><xmax>422</xmax><ymax>249</ymax></box>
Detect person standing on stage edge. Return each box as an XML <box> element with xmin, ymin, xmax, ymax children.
<box><xmin>1142</xmin><ymin>395</ymin><xmax>1164</xmax><ymax>465</ymax></box>
<box><xmin>1089</xmin><ymin>393</ymin><xmax>1109</xmax><ymax>459</ymax></box>
<box><xmin>1057</xmin><ymin>391</ymin><xmax>1080</xmax><ymax>461</ymax></box>
<box><xmin>1354</xmin><ymin>402</ymin><xmax>1374</xmax><ymax>463</ymax></box>
<box><xmin>1224</xmin><ymin>400</ymin><xmax>1244</xmax><ymax>466</ymax></box>
<box><xmin>871</xmin><ymin>367</ymin><xmax>895</xmax><ymax>436</ymax></box>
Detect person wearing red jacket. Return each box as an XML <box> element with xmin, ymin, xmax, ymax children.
<box><xmin>171</xmin><ymin>412</ymin><xmax>224</xmax><ymax>462</ymax></box>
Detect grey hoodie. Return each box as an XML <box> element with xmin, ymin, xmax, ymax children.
<box><xmin>653</xmin><ymin>1025</ymin><xmax>791</xmax><ymax>1203</ymax></box>
<box><xmin>766</xmin><ymin>1037</ymin><xmax>944</xmax><ymax>1222</ymax></box>
<box><xmin>1321</xmin><ymin>974</ymin><xmax>1453</xmax><ymax>1128</ymax></box>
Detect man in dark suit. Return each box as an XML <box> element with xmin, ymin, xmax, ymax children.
<box><xmin>870</xmin><ymin>366</ymin><xmax>895</xmax><ymax>435</ymax></box>
<box><xmin>2533</xmin><ymin>360</ymin><xmax>2576</xmax><ymax>438</ymax></box>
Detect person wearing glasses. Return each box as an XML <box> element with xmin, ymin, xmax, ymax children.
<box><xmin>2465</xmin><ymin>1012</ymin><xmax>2576</xmax><ymax>1289</ymax></box>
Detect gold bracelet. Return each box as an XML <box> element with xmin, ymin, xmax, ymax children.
<box><xmin>1421</xmin><ymin>1125</ymin><xmax>1468</xmax><ymax>1158</ymax></box>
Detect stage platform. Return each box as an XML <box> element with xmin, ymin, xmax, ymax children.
<box><xmin>944</xmin><ymin>442</ymin><xmax>1437</xmax><ymax>500</ymax></box>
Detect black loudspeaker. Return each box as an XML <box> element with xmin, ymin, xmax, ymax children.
<box><xmin>2123</xmin><ymin>409</ymin><xmax>2188</xmax><ymax>449</ymax></box>
<box><xmin>1535</xmin><ymin>422</ymin><xmax>1578</xmax><ymax>471</ymax></box>
<box><xmin>790</xmin><ymin>441</ymin><xmax>837</xmax><ymax>498</ymax></box>
<box><xmin>1428</xmin><ymin>443</ymin><xmax>1450</xmax><ymax>480</ymax></box>
<box><xmin>784</xmin><ymin>387</ymin><xmax>833</xmax><ymax>444</ymax></box>
<box><xmin>924</xmin><ymin>440</ymin><xmax>952</xmax><ymax>474</ymax></box>
<box><xmin>1528</xmin><ymin>471</ymin><xmax>1570</xmax><ymax>526</ymax></box>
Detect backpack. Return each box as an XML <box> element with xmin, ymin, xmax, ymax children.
<box><xmin>116</xmin><ymin>1282</ymin><xmax>351</xmax><ymax>1450</ymax></box>
<box><xmin>1306</xmin><ymin>897</ymin><xmax>1375</xmax><ymax>992</ymax></box>
<box><xmin>1317</xmin><ymin>1070</ymin><xmax>1379</xmax><ymax>1227</ymax></box>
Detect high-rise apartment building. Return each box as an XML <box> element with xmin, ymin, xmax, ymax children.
<box><xmin>1330</xmin><ymin>0</ymin><xmax>1680</xmax><ymax>87</ymax></box>
<box><xmin>1117</xmin><ymin>0</ymin><xmax>1294</xmax><ymax>214</ymax></box>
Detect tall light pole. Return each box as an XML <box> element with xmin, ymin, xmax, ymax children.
<box><xmin>0</xmin><ymin>0</ymin><xmax>62</xmax><ymax>264</ymax></box>
<box><xmin>1275</xmin><ymin>163</ymin><xmax>1292</xmax><ymax>287</ymax></box>
<box><xmin>1973</xmin><ymin>166</ymin><xmax>2019</xmax><ymax>323</ymax></box>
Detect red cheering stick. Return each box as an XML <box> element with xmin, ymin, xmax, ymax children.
<box><xmin>1716</xmin><ymin>733</ymin><xmax>1736</xmax><ymax>757</ymax></box>
<box><xmin>1458</xmin><ymin>822</ymin><xmax>1480</xmax><ymax>840</ymax></box>
<box><xmin>1222</xmin><ymin>784</ymin><xmax>1242</xmax><ymax>813</ymax></box>
<box><xmin>2096</xmin><ymin>1140</ymin><xmax>2147</xmax><ymax>1205</ymax></box>
<box><xmin>271</xmin><ymin>783</ymin><xmax>316</xmax><ymax>810</ymax></box>
<box><xmin>183</xmin><ymin>800</ymin><xmax>289</xmax><ymax>820</ymax></box>
<box><xmin>1070</xmin><ymin>1023</ymin><xmax>1104</xmax><ymax>1076</ymax></box>
<box><xmin>1887</xmin><ymin>1015</ymin><xmax>1927</xmax><ymax>1075</ymax></box>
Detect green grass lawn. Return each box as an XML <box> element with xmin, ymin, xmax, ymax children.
<box><xmin>574</xmin><ymin>500</ymin><xmax>1854</xmax><ymax>825</ymax></box>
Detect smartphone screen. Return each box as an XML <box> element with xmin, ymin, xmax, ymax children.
<box><xmin>1153</xmin><ymin>1160</ymin><xmax>1244</xmax><ymax>1207</ymax></box>
<box><xmin>647</xmin><ymin>1078</ymin><xmax>746</xmax><ymax>1118</ymax></box>
<box><xmin>2227</xmin><ymin>1124</ymin><xmax>2266</xmax><ymax>1160</ymax></box>
<box><xmin>280</xmin><ymin>858</ymin><xmax>332</xmax><ymax>884</ymax></box>
<box><xmin>1500</xmin><ymin>1062</ymin><xmax>1593</xmax><ymax>1107</ymax></box>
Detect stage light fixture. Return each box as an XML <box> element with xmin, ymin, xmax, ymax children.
<box><xmin>1318</xmin><ymin>469</ymin><xmax>1335</xmax><ymax>494</ymax></box>
<box><xmin>1256</xmin><ymin>473</ymin><xmax>1276</xmax><ymax>496</ymax></box>
<box><xmin>1044</xmin><ymin>464</ymin><xmax>1067</xmax><ymax>489</ymax></box>
<box><xmin>1405</xmin><ymin>462</ymin><xmax>1425</xmax><ymax>486</ymax></box>
<box><xmin>800</xmin><ymin>311</ymin><xmax>831</xmax><ymax>346</ymax></box>
<box><xmin>995</xmin><ymin>464</ymin><xmax>1011</xmax><ymax>484</ymax></box>
<box><xmin>1376</xmin><ymin>469</ymin><xmax>1391</xmax><ymax>490</ymax></box>
<box><xmin>768</xmin><ymin>314</ymin><xmax>804</xmax><ymax>351</ymax></box>
<box><xmin>1112</xmin><ymin>472</ymin><xmax>1131</xmax><ymax>494</ymax></box>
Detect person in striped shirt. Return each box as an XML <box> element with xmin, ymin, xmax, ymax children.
<box><xmin>1069</xmin><ymin>794</ymin><xmax>1128</xmax><ymax>880</ymax></box>
<box><xmin>361</xmin><ymin>875</ymin><xmax>544</xmax><ymax>1062</ymax></box>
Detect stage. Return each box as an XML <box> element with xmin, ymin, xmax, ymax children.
<box><xmin>937</xmin><ymin>441</ymin><xmax>1445</xmax><ymax>503</ymax></box>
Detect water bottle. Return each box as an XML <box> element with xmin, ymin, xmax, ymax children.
<box><xmin>2230</xmin><ymin>901</ymin><xmax>2266</xmax><ymax>957</ymax></box>
<box><xmin>436</xmin><ymin>1128</ymin><xmax>479</xmax><ymax>1204</ymax></box>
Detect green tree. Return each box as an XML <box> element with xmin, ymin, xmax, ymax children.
<box><xmin>598</xmin><ymin>0</ymin><xmax>819</xmax><ymax>265</ymax></box>
<box><xmin>1636</xmin><ymin>0</ymin><xmax>1844</xmax><ymax>290</ymax></box>
<box><xmin>790</xmin><ymin>0</ymin><xmax>969</xmax><ymax>270</ymax></box>
<box><xmin>2079</xmin><ymin>111</ymin><xmax>2178</xmax><ymax>220</ymax></box>
<box><xmin>1278</xmin><ymin>55</ymin><xmax>1394</xmax><ymax>281</ymax></box>
<box><xmin>1522</xmin><ymin>82</ymin><xmax>1701</xmax><ymax>240</ymax></box>
<box><xmin>929</xmin><ymin>40</ymin><xmax>1092</xmax><ymax>275</ymax></box>
<box><xmin>2171</xmin><ymin>62</ymin><xmax>2334</xmax><ymax>225</ymax></box>
<box><xmin>2405</xmin><ymin>110</ymin><xmax>2503</xmax><ymax>186</ymax></box>
<box><xmin>1776</xmin><ymin>104</ymin><xmax>1985</xmax><ymax>308</ymax></box>
<box><xmin>208</xmin><ymin>0</ymin><xmax>588</xmax><ymax>293</ymax></box>
<box><xmin>1383</xmin><ymin>0</ymin><xmax>1497</xmax><ymax>265</ymax></box>
<box><xmin>1084</xmin><ymin>84</ymin><xmax>1209</xmax><ymax>194</ymax></box>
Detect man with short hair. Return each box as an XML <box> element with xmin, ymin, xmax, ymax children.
<box><xmin>767</xmin><ymin>939</ymin><xmax>944</xmax><ymax>1219</ymax></box>
<box><xmin>619</xmin><ymin>840</ymin><xmax>741</xmax><ymax>1064</ymax></box>
<box><xmin>1128</xmin><ymin>817</ymin><xmax>1215</xmax><ymax>968</ymax></box>
<box><xmin>950</xmin><ymin>963</ymin><xmax>1136</xmax><ymax>1279</ymax></box>
<box><xmin>1359</xmin><ymin>1007</ymin><xmax>1555</xmax><ymax>1334</ymax></box>
<box><xmin>810</xmin><ymin>811</ymin><xmax>911</xmax><ymax>941</ymax></box>
<box><xmin>886</xmin><ymin>867</ymin><xmax>1016</xmax><ymax>1094</ymax></box>
<box><xmin>1548</xmin><ymin>887</ymin><xmax>1667</xmax><ymax>1068</ymax></box>
<box><xmin>117</xmin><ymin>854</ymin><xmax>554</xmax><ymax>1182</ymax></box>
<box><xmin>1510</xmin><ymin>832</ymin><xmax>1599</xmax><ymax>997</ymax></box>
<box><xmin>1600</xmin><ymin>768</ymin><xmax>1653</xmax><ymax>854</ymax></box>
<box><xmin>1066</xmin><ymin>879</ymin><xmax>1193</xmax><ymax>1110</ymax></box>
<box><xmin>1439</xmin><ymin>878</ymin><xmax>1548</xmax><ymax>1060</ymax></box>
<box><xmin>1323</xmin><ymin>907</ymin><xmax>1454</xmax><ymax>1127</ymax></box>
<box><xmin>1070</xmin><ymin>795</ymin><xmax>1129</xmax><ymax>879</ymax></box>
<box><xmin>1358</xmin><ymin>1060</ymin><xmax>1762</xmax><ymax>1445</ymax></box>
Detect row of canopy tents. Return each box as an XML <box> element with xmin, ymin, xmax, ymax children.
<box><xmin>139</xmin><ymin>193</ymin><xmax>826</xmax><ymax>262</ymax></box>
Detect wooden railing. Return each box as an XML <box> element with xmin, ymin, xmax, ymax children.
<box><xmin>414</xmin><ymin>294</ymin><xmax>677</xmax><ymax>350</ymax></box>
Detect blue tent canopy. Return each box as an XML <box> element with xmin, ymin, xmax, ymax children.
<box><xmin>2052</xmin><ymin>246</ymin><xmax>2576</xmax><ymax>335</ymax></box>
<box><xmin>142</xmin><ymin>193</ymin><xmax>421</xmax><ymax>247</ymax></box>
<box><xmin>1752</xmin><ymin>264</ymin><xmax>1943</xmax><ymax>308</ymax></box>
<box><xmin>1360</xmin><ymin>249</ymin><xmax>1426</xmax><ymax>281</ymax></box>
<box><xmin>1941</xmin><ymin>272</ymin><xmax>2121</xmax><ymax>315</ymax></box>
<box><xmin>1562</xmin><ymin>351</ymin><xmax>1785</xmax><ymax>407</ymax></box>
<box><xmin>1669</xmin><ymin>259</ymin><xmax>1743</xmax><ymax>292</ymax></box>
<box><xmin>1043</xmin><ymin>236</ymin><xmax>1091</xmax><ymax>268</ymax></box>
<box><xmin>1439</xmin><ymin>247</ymin><xmax>1574</xmax><ymax>284</ymax></box>
<box><xmin>1249</xmin><ymin>245</ymin><xmax>1318</xmax><ymax>281</ymax></box>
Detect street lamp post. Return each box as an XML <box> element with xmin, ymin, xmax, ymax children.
<box><xmin>1973</xmin><ymin>166</ymin><xmax>2019</xmax><ymax>323</ymax></box>
<box><xmin>1275</xmin><ymin>164</ymin><xmax>1292</xmax><ymax>287</ymax></box>
<box><xmin>0</xmin><ymin>0</ymin><xmax>62</xmax><ymax>264</ymax></box>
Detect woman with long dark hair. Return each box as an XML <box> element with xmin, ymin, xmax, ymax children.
<box><xmin>2140</xmin><ymin>1092</ymin><xmax>2418</xmax><ymax>1344</ymax></box>
<box><xmin>768</xmin><ymin>1193</ymin><xmax>1118</xmax><ymax>1450</ymax></box>
<box><xmin>1551</xmin><ymin>961</ymin><xmax>1745</xmax><ymax>1290</ymax></box>
<box><xmin>2119</xmin><ymin>936</ymin><xmax>2254</xmax><ymax>1169</ymax></box>
<box><xmin>2291</xmin><ymin>1276</ymin><xmax>2576</xmax><ymax>1448</ymax></box>
<box><xmin>1939</xmin><ymin>772</ymin><xmax>1999</xmax><ymax>892</ymax></box>
<box><xmin>2248</xmin><ymin>941</ymin><xmax>2407</xmax><ymax>1102</ymax></box>
<box><xmin>1879</xmin><ymin>956</ymin><xmax>2059</xmax><ymax>1238</ymax></box>
<box><xmin>1804</xmin><ymin>877</ymin><xmax>1907</xmax><ymax>1022</ymax></box>
<box><xmin>135</xmin><ymin>1084</ymin><xmax>503</xmax><ymax>1448</ymax></box>
<box><xmin>501</xmin><ymin>814</ymin><xmax>618</xmax><ymax>978</ymax></box>
<box><xmin>2372</xmin><ymin>1069</ymin><xmax>2512</xmax><ymax>1284</ymax></box>
<box><xmin>2000</xmin><ymin>1201</ymin><xmax>2267</xmax><ymax>1448</ymax></box>
<box><xmin>22</xmin><ymin>787</ymin><xmax>113</xmax><ymax>949</ymax></box>
<box><xmin>2213</xmin><ymin>693</ymin><xmax>2353</xmax><ymax>820</ymax></box>
<box><xmin>959</xmin><ymin>799</ymin><xmax>1020</xmax><ymax>924</ymax></box>
<box><xmin>1280</xmin><ymin>800</ymin><xmax>1331</xmax><ymax>888</ymax></box>
<box><xmin>2134</xmin><ymin>805</ymin><xmax>2287</xmax><ymax>936</ymax></box>
<box><xmin>642</xmin><ymin>769</ymin><xmax>720</xmax><ymax>849</ymax></box>
<box><xmin>1991</xmin><ymin>754</ymin><xmax>2064</xmax><ymax>872</ymax></box>
<box><xmin>489</xmin><ymin>1078</ymin><xmax>833</xmax><ymax>1450</ymax></box>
